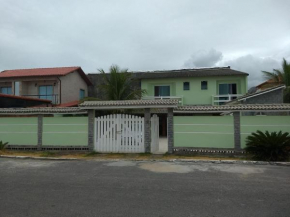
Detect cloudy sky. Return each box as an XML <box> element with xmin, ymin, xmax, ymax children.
<box><xmin>0</xmin><ymin>0</ymin><xmax>289</xmax><ymax>87</ymax></box>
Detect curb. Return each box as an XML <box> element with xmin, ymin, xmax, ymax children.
<box><xmin>1</xmin><ymin>155</ymin><xmax>289</xmax><ymax>166</ymax></box>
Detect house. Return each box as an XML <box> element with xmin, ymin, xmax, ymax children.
<box><xmin>88</xmin><ymin>66</ymin><xmax>249</xmax><ymax>106</ymax></box>
<box><xmin>0</xmin><ymin>67</ymin><xmax>92</xmax><ymax>107</ymax></box>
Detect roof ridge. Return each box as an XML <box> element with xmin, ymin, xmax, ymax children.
<box><xmin>1</xmin><ymin>66</ymin><xmax>80</xmax><ymax>73</ymax></box>
<box><xmin>131</xmin><ymin>66</ymin><xmax>231</xmax><ymax>73</ymax></box>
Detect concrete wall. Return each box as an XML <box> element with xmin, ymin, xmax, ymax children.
<box><xmin>43</xmin><ymin>117</ymin><xmax>88</xmax><ymax>146</ymax></box>
<box><xmin>142</xmin><ymin>76</ymin><xmax>247</xmax><ymax>105</ymax></box>
<box><xmin>0</xmin><ymin>116</ymin><xmax>88</xmax><ymax>147</ymax></box>
<box><xmin>174</xmin><ymin>115</ymin><xmax>290</xmax><ymax>149</ymax></box>
<box><xmin>0</xmin><ymin>117</ymin><xmax>38</xmax><ymax>145</ymax></box>
<box><xmin>174</xmin><ymin>116</ymin><xmax>234</xmax><ymax>148</ymax></box>
<box><xmin>60</xmin><ymin>71</ymin><xmax>88</xmax><ymax>104</ymax></box>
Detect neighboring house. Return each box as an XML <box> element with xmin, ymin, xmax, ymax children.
<box><xmin>0</xmin><ymin>67</ymin><xmax>92</xmax><ymax>106</ymax></box>
<box><xmin>228</xmin><ymin>84</ymin><xmax>285</xmax><ymax>105</ymax></box>
<box><xmin>88</xmin><ymin>66</ymin><xmax>249</xmax><ymax>106</ymax></box>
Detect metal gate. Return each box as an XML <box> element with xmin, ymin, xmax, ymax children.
<box><xmin>95</xmin><ymin>114</ymin><xmax>145</xmax><ymax>153</ymax></box>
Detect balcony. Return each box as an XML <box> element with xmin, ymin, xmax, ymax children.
<box><xmin>142</xmin><ymin>96</ymin><xmax>183</xmax><ymax>105</ymax></box>
<box><xmin>212</xmin><ymin>94</ymin><xmax>243</xmax><ymax>105</ymax></box>
<box><xmin>21</xmin><ymin>94</ymin><xmax>59</xmax><ymax>104</ymax></box>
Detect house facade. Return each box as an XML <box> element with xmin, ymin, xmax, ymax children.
<box><xmin>0</xmin><ymin>67</ymin><xmax>92</xmax><ymax>106</ymax></box>
<box><xmin>87</xmin><ymin>67</ymin><xmax>249</xmax><ymax>106</ymax></box>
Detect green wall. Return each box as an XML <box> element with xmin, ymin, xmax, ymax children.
<box><xmin>141</xmin><ymin>76</ymin><xmax>248</xmax><ymax>105</ymax></box>
<box><xmin>174</xmin><ymin>116</ymin><xmax>234</xmax><ymax>148</ymax></box>
<box><xmin>0</xmin><ymin>117</ymin><xmax>38</xmax><ymax>145</ymax></box>
<box><xmin>241</xmin><ymin>116</ymin><xmax>290</xmax><ymax>148</ymax></box>
<box><xmin>43</xmin><ymin>117</ymin><xmax>88</xmax><ymax>146</ymax></box>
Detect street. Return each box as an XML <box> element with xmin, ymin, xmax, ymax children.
<box><xmin>0</xmin><ymin>158</ymin><xmax>289</xmax><ymax>217</ymax></box>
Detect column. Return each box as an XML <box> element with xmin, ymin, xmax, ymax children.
<box><xmin>88</xmin><ymin>110</ymin><xmax>95</xmax><ymax>151</ymax></box>
<box><xmin>233</xmin><ymin>111</ymin><xmax>241</xmax><ymax>150</ymax></box>
<box><xmin>167</xmin><ymin>108</ymin><xmax>174</xmax><ymax>154</ymax></box>
<box><xmin>144</xmin><ymin>108</ymin><xmax>151</xmax><ymax>153</ymax></box>
<box><xmin>37</xmin><ymin>115</ymin><xmax>43</xmax><ymax>151</ymax></box>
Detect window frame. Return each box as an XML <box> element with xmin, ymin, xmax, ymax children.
<box><xmin>154</xmin><ymin>85</ymin><xmax>170</xmax><ymax>97</ymax></box>
<box><xmin>183</xmin><ymin>82</ymin><xmax>190</xmax><ymax>91</ymax></box>
<box><xmin>0</xmin><ymin>86</ymin><xmax>12</xmax><ymax>94</ymax></box>
<box><xmin>201</xmin><ymin>81</ymin><xmax>208</xmax><ymax>90</ymax></box>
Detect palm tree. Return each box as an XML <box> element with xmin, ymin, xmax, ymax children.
<box><xmin>99</xmin><ymin>65</ymin><xmax>146</xmax><ymax>100</ymax></box>
<box><xmin>262</xmin><ymin>58</ymin><xmax>290</xmax><ymax>102</ymax></box>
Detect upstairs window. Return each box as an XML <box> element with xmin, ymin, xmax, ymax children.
<box><xmin>79</xmin><ymin>89</ymin><xmax>85</xmax><ymax>100</ymax></box>
<box><xmin>1</xmin><ymin>87</ymin><xmax>12</xmax><ymax>94</ymax></box>
<box><xmin>201</xmin><ymin>81</ymin><xmax>208</xmax><ymax>90</ymax></box>
<box><xmin>39</xmin><ymin>85</ymin><xmax>53</xmax><ymax>101</ymax></box>
<box><xmin>154</xmin><ymin>86</ymin><xmax>170</xmax><ymax>96</ymax></box>
<box><xmin>183</xmin><ymin>82</ymin><xmax>190</xmax><ymax>90</ymax></box>
<box><xmin>219</xmin><ymin>83</ymin><xmax>237</xmax><ymax>95</ymax></box>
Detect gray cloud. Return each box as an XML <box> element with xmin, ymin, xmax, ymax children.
<box><xmin>0</xmin><ymin>0</ymin><xmax>289</xmax><ymax>76</ymax></box>
<box><xmin>183</xmin><ymin>49</ymin><xmax>223</xmax><ymax>68</ymax></box>
<box><xmin>223</xmin><ymin>55</ymin><xmax>281</xmax><ymax>88</ymax></box>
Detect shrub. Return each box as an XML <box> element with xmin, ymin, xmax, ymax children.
<box><xmin>0</xmin><ymin>141</ymin><xmax>8</xmax><ymax>150</ymax></box>
<box><xmin>245</xmin><ymin>130</ymin><xmax>290</xmax><ymax>161</ymax></box>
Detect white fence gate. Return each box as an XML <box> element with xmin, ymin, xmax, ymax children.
<box><xmin>151</xmin><ymin>115</ymin><xmax>159</xmax><ymax>153</ymax></box>
<box><xmin>95</xmin><ymin>114</ymin><xmax>145</xmax><ymax>153</ymax></box>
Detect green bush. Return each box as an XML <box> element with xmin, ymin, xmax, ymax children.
<box><xmin>0</xmin><ymin>141</ymin><xmax>8</xmax><ymax>150</ymax></box>
<box><xmin>245</xmin><ymin>130</ymin><xmax>290</xmax><ymax>161</ymax></box>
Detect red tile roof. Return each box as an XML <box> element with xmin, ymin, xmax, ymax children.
<box><xmin>0</xmin><ymin>93</ymin><xmax>52</xmax><ymax>103</ymax></box>
<box><xmin>0</xmin><ymin>67</ymin><xmax>92</xmax><ymax>85</ymax></box>
<box><xmin>55</xmin><ymin>100</ymin><xmax>80</xmax><ymax>107</ymax></box>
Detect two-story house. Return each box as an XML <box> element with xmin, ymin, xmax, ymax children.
<box><xmin>138</xmin><ymin>67</ymin><xmax>248</xmax><ymax>105</ymax></box>
<box><xmin>0</xmin><ymin>67</ymin><xmax>92</xmax><ymax>107</ymax></box>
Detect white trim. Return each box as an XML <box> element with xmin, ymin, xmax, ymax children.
<box><xmin>0</xmin><ymin>132</ymin><xmax>36</xmax><ymax>134</ymax></box>
<box><xmin>241</xmin><ymin>124</ymin><xmax>290</xmax><ymax>127</ymax></box>
<box><xmin>175</xmin><ymin>131</ymin><xmax>233</xmax><ymax>135</ymax></box>
<box><xmin>43</xmin><ymin>132</ymin><xmax>87</xmax><ymax>134</ymax></box>
<box><xmin>43</xmin><ymin>124</ymin><xmax>87</xmax><ymax>126</ymax></box>
<box><xmin>174</xmin><ymin>124</ymin><xmax>233</xmax><ymax>126</ymax></box>
<box><xmin>237</xmin><ymin>85</ymin><xmax>286</xmax><ymax>101</ymax></box>
<box><xmin>0</xmin><ymin>124</ymin><xmax>37</xmax><ymax>126</ymax></box>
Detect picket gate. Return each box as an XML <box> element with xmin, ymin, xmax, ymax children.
<box><xmin>95</xmin><ymin>114</ymin><xmax>145</xmax><ymax>153</ymax></box>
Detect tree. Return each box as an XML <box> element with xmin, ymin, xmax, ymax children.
<box><xmin>98</xmin><ymin>65</ymin><xmax>146</xmax><ymax>100</ymax></box>
<box><xmin>262</xmin><ymin>58</ymin><xmax>290</xmax><ymax>102</ymax></box>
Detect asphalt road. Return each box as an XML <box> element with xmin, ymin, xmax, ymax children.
<box><xmin>0</xmin><ymin>158</ymin><xmax>289</xmax><ymax>217</ymax></box>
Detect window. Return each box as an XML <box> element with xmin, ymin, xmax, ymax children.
<box><xmin>201</xmin><ymin>81</ymin><xmax>207</xmax><ymax>90</ymax></box>
<box><xmin>154</xmin><ymin>86</ymin><xmax>170</xmax><ymax>96</ymax></box>
<box><xmin>14</xmin><ymin>81</ymin><xmax>20</xmax><ymax>96</ymax></box>
<box><xmin>183</xmin><ymin>82</ymin><xmax>190</xmax><ymax>90</ymax></box>
<box><xmin>219</xmin><ymin>83</ymin><xmax>237</xmax><ymax>94</ymax></box>
<box><xmin>39</xmin><ymin>85</ymin><xmax>53</xmax><ymax>101</ymax></box>
<box><xmin>79</xmin><ymin>89</ymin><xmax>85</xmax><ymax>100</ymax></box>
<box><xmin>1</xmin><ymin>87</ymin><xmax>12</xmax><ymax>94</ymax></box>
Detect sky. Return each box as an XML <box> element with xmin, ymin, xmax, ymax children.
<box><xmin>0</xmin><ymin>0</ymin><xmax>289</xmax><ymax>88</ymax></box>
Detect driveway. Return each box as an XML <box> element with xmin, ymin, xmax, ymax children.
<box><xmin>0</xmin><ymin>158</ymin><xmax>289</xmax><ymax>217</ymax></box>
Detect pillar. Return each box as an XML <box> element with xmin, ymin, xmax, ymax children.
<box><xmin>88</xmin><ymin>110</ymin><xmax>95</xmax><ymax>151</ymax></box>
<box><xmin>144</xmin><ymin>108</ymin><xmax>151</xmax><ymax>153</ymax></box>
<box><xmin>167</xmin><ymin>108</ymin><xmax>174</xmax><ymax>154</ymax></box>
<box><xmin>37</xmin><ymin>115</ymin><xmax>43</xmax><ymax>151</ymax></box>
<box><xmin>233</xmin><ymin>111</ymin><xmax>241</xmax><ymax>150</ymax></box>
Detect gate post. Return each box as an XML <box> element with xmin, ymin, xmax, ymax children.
<box><xmin>233</xmin><ymin>111</ymin><xmax>241</xmax><ymax>150</ymax></box>
<box><xmin>37</xmin><ymin>115</ymin><xmax>43</xmax><ymax>151</ymax></box>
<box><xmin>88</xmin><ymin>109</ymin><xmax>95</xmax><ymax>151</ymax></box>
<box><xmin>167</xmin><ymin>108</ymin><xmax>174</xmax><ymax>154</ymax></box>
<box><xmin>144</xmin><ymin>108</ymin><xmax>151</xmax><ymax>153</ymax></box>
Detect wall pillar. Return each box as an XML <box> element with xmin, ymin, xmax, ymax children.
<box><xmin>88</xmin><ymin>110</ymin><xmax>95</xmax><ymax>151</ymax></box>
<box><xmin>167</xmin><ymin>108</ymin><xmax>174</xmax><ymax>154</ymax></box>
<box><xmin>233</xmin><ymin>112</ymin><xmax>241</xmax><ymax>150</ymax></box>
<box><xmin>37</xmin><ymin>115</ymin><xmax>43</xmax><ymax>151</ymax></box>
<box><xmin>144</xmin><ymin>108</ymin><xmax>151</xmax><ymax>153</ymax></box>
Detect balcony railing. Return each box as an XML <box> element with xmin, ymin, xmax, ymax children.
<box><xmin>21</xmin><ymin>94</ymin><xmax>59</xmax><ymax>104</ymax></box>
<box><xmin>142</xmin><ymin>96</ymin><xmax>183</xmax><ymax>105</ymax></box>
<box><xmin>212</xmin><ymin>94</ymin><xmax>243</xmax><ymax>105</ymax></box>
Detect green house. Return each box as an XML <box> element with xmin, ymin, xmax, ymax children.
<box><xmin>139</xmin><ymin>67</ymin><xmax>248</xmax><ymax>105</ymax></box>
